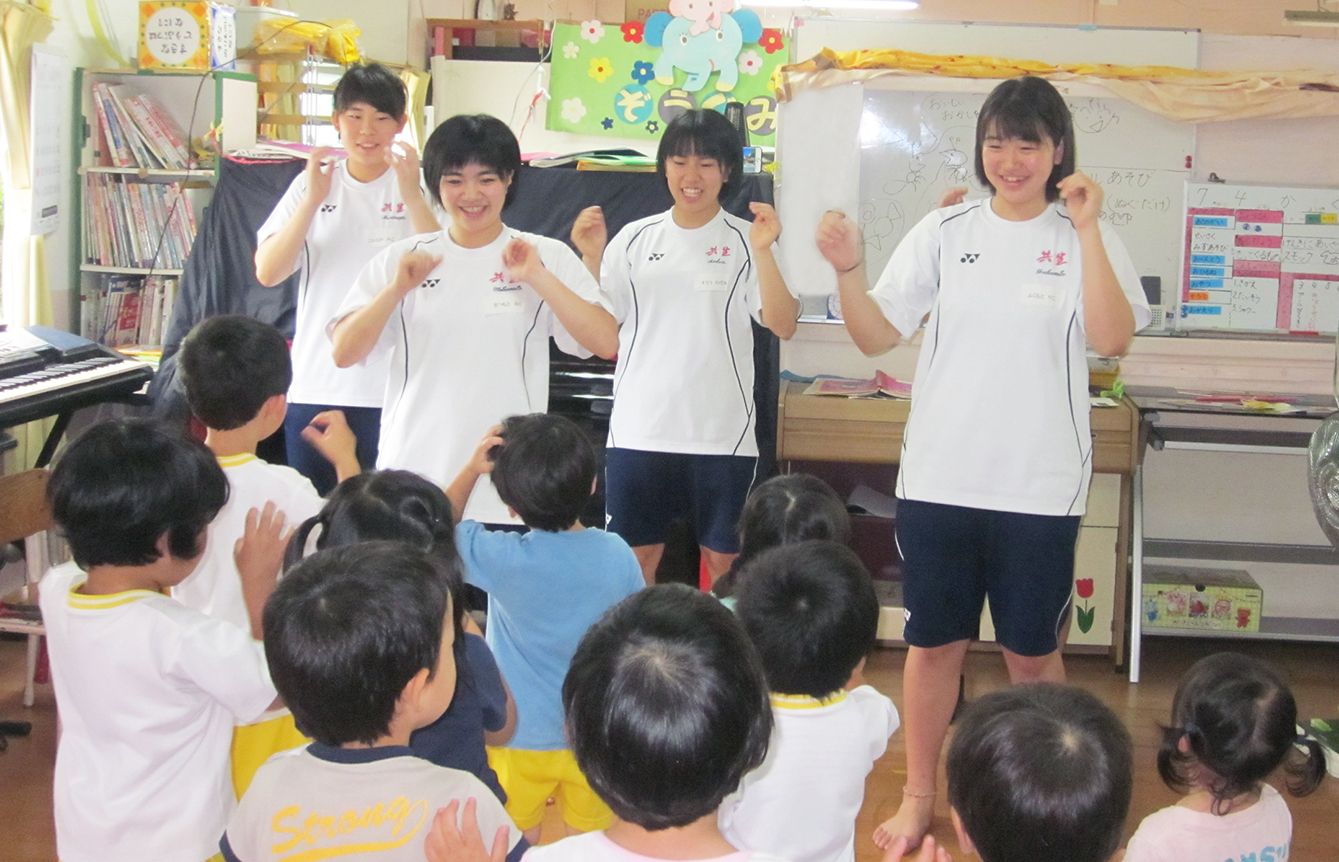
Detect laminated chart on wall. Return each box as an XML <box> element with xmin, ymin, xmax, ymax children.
<box><xmin>1182</xmin><ymin>183</ymin><xmax>1339</xmax><ymax>333</ymax></box>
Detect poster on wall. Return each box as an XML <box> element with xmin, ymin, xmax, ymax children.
<box><xmin>545</xmin><ymin>16</ymin><xmax>786</xmax><ymax>143</ymax></box>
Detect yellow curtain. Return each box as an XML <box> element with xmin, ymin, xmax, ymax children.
<box><xmin>0</xmin><ymin>1</ymin><xmax>55</xmax><ymax>473</ymax></box>
<box><xmin>777</xmin><ymin>48</ymin><xmax>1339</xmax><ymax>123</ymax></box>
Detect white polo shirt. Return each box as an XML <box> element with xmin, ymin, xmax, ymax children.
<box><xmin>40</xmin><ymin>561</ymin><xmax>275</xmax><ymax>862</ymax></box>
<box><xmin>601</xmin><ymin>209</ymin><xmax>769</xmax><ymax>457</ymax></box>
<box><xmin>333</xmin><ymin>227</ymin><xmax>604</xmax><ymax>524</ymax></box>
<box><xmin>258</xmin><ymin>160</ymin><xmax>425</xmax><ymax>408</ymax></box>
<box><xmin>871</xmin><ymin>201</ymin><xmax>1150</xmax><ymax>516</ymax></box>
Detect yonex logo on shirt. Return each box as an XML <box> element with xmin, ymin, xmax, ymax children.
<box><xmin>422</xmin><ymin>278</ymin><xmax>440</xmax><ymax>288</ymax></box>
<box><xmin>960</xmin><ymin>253</ymin><xmax>980</xmax><ymax>263</ymax></box>
<box><xmin>320</xmin><ymin>204</ymin><xmax>337</xmax><ymax>213</ymax></box>
<box><xmin>648</xmin><ymin>253</ymin><xmax>664</xmax><ymax>261</ymax></box>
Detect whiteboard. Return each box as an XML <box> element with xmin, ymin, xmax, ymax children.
<box><xmin>777</xmin><ymin>79</ymin><xmax>1194</xmax><ymax>305</ymax></box>
<box><xmin>1182</xmin><ymin>182</ymin><xmax>1339</xmax><ymax>333</ymax></box>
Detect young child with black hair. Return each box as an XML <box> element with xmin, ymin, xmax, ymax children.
<box><xmin>284</xmin><ymin>469</ymin><xmax>516</xmax><ymax>803</ymax></box>
<box><xmin>39</xmin><ymin>418</ymin><xmax>284</xmax><ymax>862</ymax></box>
<box><xmin>446</xmin><ymin>413</ymin><xmax>643</xmax><ymax>842</ymax></box>
<box><xmin>720</xmin><ymin>540</ymin><xmax>898</xmax><ymax>862</ymax></box>
<box><xmin>713</xmin><ymin>472</ymin><xmax>852</xmax><ymax>601</ymax></box>
<box><xmin>255</xmin><ymin>61</ymin><xmax>440</xmax><ymax>494</ymax></box>
<box><xmin>570</xmin><ymin>108</ymin><xmax>799</xmax><ymax>585</ymax></box>
<box><xmin>178</xmin><ymin>313</ymin><xmax>358</xmax><ymax>794</ymax></box>
<box><xmin>1123</xmin><ymin>652</ymin><xmax>1326</xmax><ymax>862</ymax></box>
<box><xmin>427</xmin><ymin>583</ymin><xmax>786</xmax><ymax>862</ymax></box>
<box><xmin>940</xmin><ymin>683</ymin><xmax>1133</xmax><ymax>862</ymax></box>
<box><xmin>222</xmin><ymin>541</ymin><xmax>524</xmax><ymax>862</ymax></box>
<box><xmin>331</xmin><ymin>113</ymin><xmax>617</xmax><ymax>525</ymax></box>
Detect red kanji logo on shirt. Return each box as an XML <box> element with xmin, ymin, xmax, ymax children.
<box><xmin>382</xmin><ymin>203</ymin><xmax>393</xmax><ymax>213</ymax></box>
<box><xmin>396</xmin><ymin>203</ymin><xmax>405</xmax><ymax>213</ymax></box>
<box><xmin>722</xmin><ymin>247</ymin><xmax>731</xmax><ymax>257</ymax></box>
<box><xmin>1037</xmin><ymin>250</ymin><xmax>1053</xmax><ymax>263</ymax></box>
<box><xmin>1054</xmin><ymin>252</ymin><xmax>1067</xmax><ymax>265</ymax></box>
<box><xmin>491</xmin><ymin>272</ymin><xmax>506</xmax><ymax>283</ymax></box>
<box><xmin>707</xmin><ymin>246</ymin><xmax>718</xmax><ymax>256</ymax></box>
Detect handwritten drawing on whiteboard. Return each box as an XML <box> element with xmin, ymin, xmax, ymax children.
<box><xmin>1182</xmin><ymin>183</ymin><xmax>1339</xmax><ymax>333</ymax></box>
<box><xmin>857</xmin><ymin>89</ymin><xmax>1191</xmax><ymax>301</ymax></box>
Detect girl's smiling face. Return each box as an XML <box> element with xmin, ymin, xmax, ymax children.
<box><xmin>440</xmin><ymin>162</ymin><xmax>510</xmax><ymax>245</ymax></box>
<box><xmin>333</xmin><ymin>101</ymin><xmax>405</xmax><ymax>177</ymax></box>
<box><xmin>980</xmin><ymin>123</ymin><xmax>1063</xmax><ymax>221</ymax></box>
<box><xmin>665</xmin><ymin>153</ymin><xmax>725</xmax><ymax>225</ymax></box>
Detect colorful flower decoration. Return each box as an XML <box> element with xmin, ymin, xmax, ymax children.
<box><xmin>758</xmin><ymin>28</ymin><xmax>784</xmax><ymax>54</ymax></box>
<box><xmin>646</xmin><ymin>119</ymin><xmax>660</xmax><ymax>134</ymax></box>
<box><xmin>562</xmin><ymin>41</ymin><xmax>580</xmax><ymax>59</ymax></box>
<box><xmin>737</xmin><ymin>50</ymin><xmax>762</xmax><ymax>77</ymax></box>
<box><xmin>580</xmin><ymin>20</ymin><xmax>606</xmax><ymax>43</ymax></box>
<box><xmin>602</xmin><ymin>117</ymin><xmax>614</xmax><ymax>130</ymax></box>
<box><xmin>1075</xmin><ymin>578</ymin><xmax>1095</xmax><ymax>634</ymax></box>
<box><xmin>620</xmin><ymin>20</ymin><xmax>645</xmax><ymax>43</ymax></box>
<box><xmin>561</xmin><ymin>97</ymin><xmax>588</xmax><ymax>124</ymax></box>
<box><xmin>588</xmin><ymin>57</ymin><xmax>614</xmax><ymax>83</ymax></box>
<box><xmin>631</xmin><ymin>60</ymin><xmax>655</xmax><ymax>85</ymax></box>
<box><xmin>1075</xmin><ymin>578</ymin><xmax>1094</xmax><ymax>599</ymax></box>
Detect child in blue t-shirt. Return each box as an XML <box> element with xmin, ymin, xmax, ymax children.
<box><xmin>447</xmin><ymin>413</ymin><xmax>643</xmax><ymax>843</ymax></box>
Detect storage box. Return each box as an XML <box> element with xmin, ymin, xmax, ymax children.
<box><xmin>140</xmin><ymin>1</ymin><xmax>236</xmax><ymax>71</ymax></box>
<box><xmin>1142</xmin><ymin>565</ymin><xmax>1262</xmax><ymax>633</ymax></box>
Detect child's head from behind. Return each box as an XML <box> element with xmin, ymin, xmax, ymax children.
<box><xmin>179</xmin><ymin>314</ymin><xmax>291</xmax><ymax>432</ymax></box>
<box><xmin>564</xmin><ymin>584</ymin><xmax>772</xmax><ymax>831</ymax></box>
<box><xmin>735</xmin><ymin>540</ymin><xmax>877</xmax><ymax>698</ymax></box>
<box><xmin>947</xmin><ymin>684</ymin><xmax>1132</xmax><ymax>862</ymax></box>
<box><xmin>333</xmin><ymin>62</ymin><xmax>407</xmax><ymax>119</ymax></box>
<box><xmin>490</xmin><ymin>413</ymin><xmax>595</xmax><ymax>532</ymax></box>
<box><xmin>1159</xmin><ymin>652</ymin><xmax>1326</xmax><ymax>809</ymax></box>
<box><xmin>656</xmin><ymin>108</ymin><xmax>744</xmax><ymax>203</ymax></box>
<box><xmin>287</xmin><ymin>469</ymin><xmax>468</xmax><ymax>638</ymax></box>
<box><xmin>974</xmin><ymin>76</ymin><xmax>1075</xmax><ymax>204</ymax></box>
<box><xmin>264</xmin><ymin>541</ymin><xmax>455</xmax><ymax>747</ymax></box>
<box><xmin>738</xmin><ymin>473</ymin><xmax>851</xmax><ymax>565</ymax></box>
<box><xmin>49</xmin><ymin>418</ymin><xmax>227</xmax><ymax>571</ymax></box>
<box><xmin>422</xmin><ymin>113</ymin><xmax>522</xmax><ymax>210</ymax></box>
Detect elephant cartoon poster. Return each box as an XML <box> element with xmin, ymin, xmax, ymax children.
<box><xmin>545</xmin><ymin>19</ymin><xmax>786</xmax><ymax>142</ymax></box>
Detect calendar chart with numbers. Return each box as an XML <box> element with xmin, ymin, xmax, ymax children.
<box><xmin>1182</xmin><ymin>182</ymin><xmax>1339</xmax><ymax>333</ymax></box>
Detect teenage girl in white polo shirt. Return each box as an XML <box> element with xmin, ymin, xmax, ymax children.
<box><xmin>330</xmin><ymin>114</ymin><xmax>618</xmax><ymax>524</ymax></box>
<box><xmin>816</xmin><ymin>76</ymin><xmax>1151</xmax><ymax>853</ymax></box>
<box><xmin>572</xmin><ymin>109</ymin><xmax>800</xmax><ymax>586</ymax></box>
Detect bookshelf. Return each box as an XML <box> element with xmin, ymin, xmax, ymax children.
<box><xmin>72</xmin><ymin>67</ymin><xmax>257</xmax><ymax>350</ymax></box>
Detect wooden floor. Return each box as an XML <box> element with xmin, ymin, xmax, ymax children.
<box><xmin>2</xmin><ymin>635</ymin><xmax>1337</xmax><ymax>861</ymax></box>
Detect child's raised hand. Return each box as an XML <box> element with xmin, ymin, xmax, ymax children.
<box><xmin>469</xmin><ymin>425</ymin><xmax>505</xmax><ymax>476</ymax></box>
<box><xmin>1057</xmin><ymin>171</ymin><xmax>1104</xmax><ymax>232</ymax></box>
<box><xmin>815</xmin><ymin>210</ymin><xmax>863</xmax><ymax>273</ymax></box>
<box><xmin>301</xmin><ymin>410</ymin><xmax>359</xmax><ymax>479</ymax></box>
<box><xmin>501</xmin><ymin>237</ymin><xmax>547</xmax><ymax>284</ymax></box>
<box><xmin>937</xmin><ymin>187</ymin><xmax>968</xmax><ymax>209</ymax></box>
<box><xmin>571</xmin><ymin>206</ymin><xmax>608</xmax><ymax>260</ymax></box>
<box><xmin>425</xmin><ymin>799</ymin><xmax>508</xmax><ymax>862</ymax></box>
<box><xmin>394</xmin><ymin>249</ymin><xmax>443</xmax><ymax>296</ymax></box>
<box><xmin>386</xmin><ymin>141</ymin><xmax>422</xmax><ymax>191</ymax></box>
<box><xmin>233</xmin><ymin>502</ymin><xmax>295</xmax><ymax>592</ymax></box>
<box><xmin>303</xmin><ymin>147</ymin><xmax>336</xmax><ymax>205</ymax></box>
<box><xmin>749</xmin><ymin>202</ymin><xmax>782</xmax><ymax>249</ymax></box>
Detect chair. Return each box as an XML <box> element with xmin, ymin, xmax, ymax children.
<box><xmin>0</xmin><ymin>469</ymin><xmax>51</xmax><ymax>726</ymax></box>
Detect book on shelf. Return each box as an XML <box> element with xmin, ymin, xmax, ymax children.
<box><xmin>90</xmin><ymin>81</ymin><xmax>193</xmax><ymax>171</ymax></box>
<box><xmin>82</xmin><ymin>173</ymin><xmax>196</xmax><ymax>270</ymax></box>
<box><xmin>82</xmin><ymin>274</ymin><xmax>178</xmax><ymax>349</ymax></box>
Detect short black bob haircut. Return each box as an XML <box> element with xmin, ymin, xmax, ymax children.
<box><xmin>714</xmin><ymin>473</ymin><xmax>853</xmax><ymax>599</ymax></box>
<box><xmin>564</xmin><ymin>584</ymin><xmax>772</xmax><ymax>831</ymax></box>
<box><xmin>489</xmin><ymin>413</ymin><xmax>596</xmax><ymax>532</ymax></box>
<box><xmin>48</xmin><ymin>418</ymin><xmax>227</xmax><ymax>569</ymax></box>
<box><xmin>179</xmin><ymin>314</ymin><xmax>292</xmax><ymax>431</ymax></box>
<box><xmin>947</xmin><ymin>684</ymin><xmax>1132</xmax><ymax>862</ymax></box>
<box><xmin>264</xmin><ymin>541</ymin><xmax>452</xmax><ymax>747</ymax></box>
<box><xmin>735</xmin><ymin>541</ymin><xmax>878</xmax><ymax>699</ymax></box>
<box><xmin>974</xmin><ymin>76</ymin><xmax>1076</xmax><ymax>204</ymax></box>
<box><xmin>333</xmin><ymin>62</ymin><xmax>407</xmax><ymax>119</ymax></box>
<box><xmin>422</xmin><ymin>114</ymin><xmax>522</xmax><ymax>209</ymax></box>
<box><xmin>656</xmin><ymin>109</ymin><xmax>744</xmax><ymax>202</ymax></box>
<box><xmin>284</xmin><ymin>469</ymin><xmax>468</xmax><ymax>646</ymax></box>
<box><xmin>1158</xmin><ymin>652</ymin><xmax>1326</xmax><ymax>811</ymax></box>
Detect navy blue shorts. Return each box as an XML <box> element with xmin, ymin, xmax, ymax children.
<box><xmin>284</xmin><ymin>403</ymin><xmax>381</xmax><ymax>496</ymax></box>
<box><xmin>896</xmin><ymin>499</ymin><xmax>1080</xmax><ymax>657</ymax></box>
<box><xmin>604</xmin><ymin>448</ymin><xmax>757</xmax><ymax>553</ymax></box>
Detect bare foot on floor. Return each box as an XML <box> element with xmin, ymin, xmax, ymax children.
<box><xmin>873</xmin><ymin>791</ymin><xmax>936</xmax><ymax>852</ymax></box>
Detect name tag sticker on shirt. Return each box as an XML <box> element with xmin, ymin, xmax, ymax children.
<box><xmin>485</xmin><ymin>289</ymin><xmax>526</xmax><ymax>315</ymax></box>
<box><xmin>1019</xmin><ymin>284</ymin><xmax>1064</xmax><ymax>308</ymax></box>
<box><xmin>696</xmin><ymin>274</ymin><xmax>730</xmax><ymax>292</ymax></box>
<box><xmin>366</xmin><ymin>231</ymin><xmax>399</xmax><ymax>247</ymax></box>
